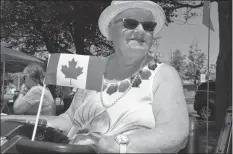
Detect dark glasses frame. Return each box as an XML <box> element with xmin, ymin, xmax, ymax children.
<box><xmin>112</xmin><ymin>18</ymin><xmax>157</xmax><ymax>32</ymax></box>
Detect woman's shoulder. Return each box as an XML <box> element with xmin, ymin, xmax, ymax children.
<box><xmin>159</xmin><ymin>63</ymin><xmax>177</xmax><ymax>73</ymax></box>
<box><xmin>29</xmin><ymin>85</ymin><xmax>52</xmax><ymax>96</ymax></box>
<box><xmin>28</xmin><ymin>85</ymin><xmax>41</xmax><ymax>93</ymax></box>
<box><xmin>154</xmin><ymin>63</ymin><xmax>181</xmax><ymax>82</ymax></box>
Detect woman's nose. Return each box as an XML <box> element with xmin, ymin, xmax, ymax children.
<box><xmin>134</xmin><ymin>24</ymin><xmax>144</xmax><ymax>33</ymax></box>
<box><xmin>134</xmin><ymin>24</ymin><xmax>145</xmax><ymax>37</ymax></box>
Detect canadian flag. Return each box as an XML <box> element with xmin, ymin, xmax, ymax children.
<box><xmin>44</xmin><ymin>54</ymin><xmax>106</xmax><ymax>92</ymax></box>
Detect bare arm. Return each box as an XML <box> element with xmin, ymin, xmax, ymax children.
<box><xmin>97</xmin><ymin>64</ymin><xmax>189</xmax><ymax>153</ymax></box>
<box><xmin>13</xmin><ymin>93</ymin><xmax>32</xmax><ymax>114</ymax></box>
<box><xmin>47</xmin><ymin>113</ymin><xmax>72</xmax><ymax>135</ymax></box>
<box><xmin>127</xmin><ymin>65</ymin><xmax>189</xmax><ymax>153</ymax></box>
<box><xmin>45</xmin><ymin>88</ymin><xmax>86</xmax><ymax>135</ymax></box>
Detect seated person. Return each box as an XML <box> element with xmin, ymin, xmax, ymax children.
<box><xmin>4</xmin><ymin>1</ymin><xmax>189</xmax><ymax>153</ymax></box>
<box><xmin>13</xmin><ymin>63</ymin><xmax>56</xmax><ymax>115</ymax></box>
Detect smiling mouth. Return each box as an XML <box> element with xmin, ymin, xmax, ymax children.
<box><xmin>127</xmin><ymin>39</ymin><xmax>146</xmax><ymax>47</ymax></box>
<box><xmin>127</xmin><ymin>39</ymin><xmax>145</xmax><ymax>43</ymax></box>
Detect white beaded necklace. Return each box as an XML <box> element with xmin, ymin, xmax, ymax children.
<box><xmin>100</xmin><ymin>54</ymin><xmax>148</xmax><ymax>109</ymax></box>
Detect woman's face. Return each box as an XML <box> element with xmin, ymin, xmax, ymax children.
<box><xmin>109</xmin><ymin>8</ymin><xmax>155</xmax><ymax>59</ymax></box>
<box><xmin>23</xmin><ymin>74</ymin><xmax>36</xmax><ymax>88</ymax></box>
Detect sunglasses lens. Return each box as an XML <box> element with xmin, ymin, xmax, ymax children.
<box><xmin>123</xmin><ymin>19</ymin><xmax>157</xmax><ymax>32</ymax></box>
<box><xmin>142</xmin><ymin>22</ymin><xmax>157</xmax><ymax>31</ymax></box>
<box><xmin>123</xmin><ymin>19</ymin><xmax>139</xmax><ymax>29</ymax></box>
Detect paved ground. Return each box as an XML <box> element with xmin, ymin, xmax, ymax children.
<box><xmin>183</xmin><ymin>87</ymin><xmax>220</xmax><ymax>153</ymax></box>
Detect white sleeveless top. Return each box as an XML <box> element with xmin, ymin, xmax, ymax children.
<box><xmin>66</xmin><ymin>58</ymin><xmax>164</xmax><ymax>138</ymax></box>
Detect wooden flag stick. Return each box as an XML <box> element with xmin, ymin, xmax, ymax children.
<box><xmin>31</xmin><ymin>83</ymin><xmax>47</xmax><ymax>141</ymax></box>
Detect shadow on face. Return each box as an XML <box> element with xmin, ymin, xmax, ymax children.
<box><xmin>24</xmin><ymin>74</ymin><xmax>36</xmax><ymax>88</ymax></box>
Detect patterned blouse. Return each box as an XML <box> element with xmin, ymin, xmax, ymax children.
<box><xmin>65</xmin><ymin>56</ymin><xmax>161</xmax><ymax>134</ymax></box>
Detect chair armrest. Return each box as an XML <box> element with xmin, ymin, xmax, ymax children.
<box><xmin>16</xmin><ymin>137</ymin><xmax>98</xmax><ymax>153</ymax></box>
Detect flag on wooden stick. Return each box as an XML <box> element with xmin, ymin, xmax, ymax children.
<box><xmin>202</xmin><ymin>1</ymin><xmax>214</xmax><ymax>31</ymax></box>
<box><xmin>44</xmin><ymin>54</ymin><xmax>106</xmax><ymax>92</ymax></box>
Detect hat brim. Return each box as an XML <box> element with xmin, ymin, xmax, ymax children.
<box><xmin>98</xmin><ymin>1</ymin><xmax>166</xmax><ymax>39</ymax></box>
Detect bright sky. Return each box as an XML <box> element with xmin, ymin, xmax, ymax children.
<box><xmin>154</xmin><ymin>2</ymin><xmax>219</xmax><ymax>65</ymax></box>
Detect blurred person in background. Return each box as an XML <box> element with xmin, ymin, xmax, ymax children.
<box><xmin>6</xmin><ymin>79</ymin><xmax>17</xmax><ymax>95</ymax></box>
<box><xmin>61</xmin><ymin>87</ymin><xmax>77</xmax><ymax>112</ymax></box>
<box><xmin>13</xmin><ymin>63</ymin><xmax>56</xmax><ymax>115</ymax></box>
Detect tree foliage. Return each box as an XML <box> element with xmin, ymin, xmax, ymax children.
<box><xmin>169</xmin><ymin>40</ymin><xmax>217</xmax><ymax>85</ymax></box>
<box><xmin>169</xmin><ymin>49</ymin><xmax>186</xmax><ymax>78</ymax></box>
<box><xmin>1</xmin><ymin>1</ymin><xmax>109</xmax><ymax>55</ymax></box>
<box><xmin>184</xmin><ymin>40</ymin><xmax>207</xmax><ymax>86</ymax></box>
<box><xmin>1</xmin><ymin>0</ymin><xmax>205</xmax><ymax>56</ymax></box>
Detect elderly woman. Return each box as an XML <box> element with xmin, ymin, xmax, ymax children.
<box><xmin>13</xmin><ymin>63</ymin><xmax>56</xmax><ymax>116</ymax></box>
<box><xmin>5</xmin><ymin>1</ymin><xmax>189</xmax><ymax>153</ymax></box>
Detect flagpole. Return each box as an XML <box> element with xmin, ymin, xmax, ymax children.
<box><xmin>31</xmin><ymin>54</ymin><xmax>51</xmax><ymax>141</ymax></box>
<box><xmin>206</xmin><ymin>1</ymin><xmax>211</xmax><ymax>154</ymax></box>
<box><xmin>31</xmin><ymin>83</ymin><xmax>46</xmax><ymax>141</ymax></box>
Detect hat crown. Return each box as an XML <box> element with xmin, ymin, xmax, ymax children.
<box><xmin>111</xmin><ymin>0</ymin><xmax>152</xmax><ymax>6</ymax></box>
<box><xmin>111</xmin><ymin>1</ymin><xmax>129</xmax><ymax>5</ymax></box>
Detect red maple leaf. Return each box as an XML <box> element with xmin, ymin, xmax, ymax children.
<box><xmin>61</xmin><ymin>58</ymin><xmax>83</xmax><ymax>85</ymax></box>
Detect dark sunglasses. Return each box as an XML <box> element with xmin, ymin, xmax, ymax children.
<box><xmin>114</xmin><ymin>18</ymin><xmax>157</xmax><ymax>32</ymax></box>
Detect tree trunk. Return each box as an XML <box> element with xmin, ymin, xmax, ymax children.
<box><xmin>73</xmin><ymin>26</ymin><xmax>87</xmax><ymax>55</ymax></box>
<box><xmin>70</xmin><ymin>4</ymin><xmax>88</xmax><ymax>56</ymax></box>
<box><xmin>34</xmin><ymin>19</ymin><xmax>60</xmax><ymax>54</ymax></box>
<box><xmin>215</xmin><ymin>0</ymin><xmax>232</xmax><ymax>132</ymax></box>
<box><xmin>41</xmin><ymin>31</ymin><xmax>58</xmax><ymax>53</ymax></box>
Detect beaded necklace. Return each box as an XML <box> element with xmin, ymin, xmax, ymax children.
<box><xmin>100</xmin><ymin>54</ymin><xmax>148</xmax><ymax>109</ymax></box>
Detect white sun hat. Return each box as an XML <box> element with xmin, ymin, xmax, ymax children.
<box><xmin>98</xmin><ymin>0</ymin><xmax>166</xmax><ymax>39</ymax></box>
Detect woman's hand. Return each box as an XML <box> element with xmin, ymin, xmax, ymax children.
<box><xmin>69</xmin><ymin>133</ymin><xmax>119</xmax><ymax>153</ymax></box>
<box><xmin>71</xmin><ymin>134</ymin><xmax>96</xmax><ymax>145</ymax></box>
<box><xmin>20</xmin><ymin>84</ymin><xmax>29</xmax><ymax>95</ymax></box>
<box><xmin>96</xmin><ymin>136</ymin><xmax>119</xmax><ymax>153</ymax></box>
<box><xmin>45</xmin><ymin>114</ymin><xmax>73</xmax><ymax>135</ymax></box>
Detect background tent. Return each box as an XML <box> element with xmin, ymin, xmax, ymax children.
<box><xmin>1</xmin><ymin>47</ymin><xmax>45</xmax><ymax>73</ymax></box>
<box><xmin>1</xmin><ymin>47</ymin><xmax>45</xmax><ymax>97</ymax></box>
